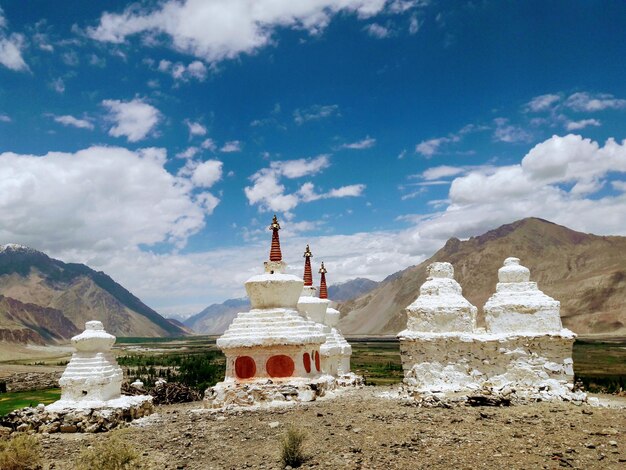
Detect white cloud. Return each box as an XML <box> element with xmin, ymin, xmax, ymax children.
<box><xmin>220</xmin><ymin>141</ymin><xmax>242</xmax><ymax>153</ymax></box>
<box><xmin>365</xmin><ymin>23</ymin><xmax>390</xmax><ymax>38</ymax></box>
<box><xmin>201</xmin><ymin>138</ymin><xmax>217</xmax><ymax>151</ymax></box>
<box><xmin>0</xmin><ymin>9</ymin><xmax>28</xmax><ymax>72</ymax></box>
<box><xmin>0</xmin><ymin>146</ymin><xmax>217</xmax><ymax>253</ymax></box>
<box><xmin>49</xmin><ymin>77</ymin><xmax>65</xmax><ymax>93</ymax></box>
<box><xmin>52</xmin><ymin>115</ymin><xmax>94</xmax><ymax>130</ymax></box>
<box><xmin>176</xmin><ymin>146</ymin><xmax>199</xmax><ymax>159</ymax></box>
<box><xmin>493</xmin><ymin>117</ymin><xmax>531</xmax><ymax>143</ymax></box>
<box><xmin>244</xmin><ymin>155</ymin><xmax>364</xmax><ymax>212</ymax></box>
<box><xmin>421</xmin><ymin>165</ymin><xmax>466</xmax><ymax>180</ymax></box>
<box><xmin>102</xmin><ymin>98</ymin><xmax>161</xmax><ymax>142</ymax></box>
<box><xmin>415</xmin><ymin>137</ymin><xmax>450</xmax><ymax>157</ymax></box>
<box><xmin>88</xmin><ymin>0</ymin><xmax>389</xmax><ymax>63</ymax></box>
<box><xmin>0</xmin><ymin>113</ymin><xmax>10</xmax><ymax>122</ymax></box>
<box><xmin>293</xmin><ymin>104</ymin><xmax>339</xmax><ymax>125</ymax></box>
<box><xmin>179</xmin><ymin>159</ymin><xmax>223</xmax><ymax>188</ymax></box>
<box><xmin>565</xmin><ymin>92</ymin><xmax>626</xmax><ymax>112</ymax></box>
<box><xmin>184</xmin><ymin>119</ymin><xmax>207</xmax><ymax>137</ymax></box>
<box><xmin>525</xmin><ymin>93</ymin><xmax>561</xmax><ymax>112</ymax></box>
<box><xmin>341</xmin><ymin>136</ymin><xmax>376</xmax><ymax>150</ymax></box>
<box><xmin>565</xmin><ymin>118</ymin><xmax>601</xmax><ymax>131</ymax></box>
<box><xmin>158</xmin><ymin>59</ymin><xmax>207</xmax><ymax>81</ymax></box>
<box><xmin>299</xmin><ymin>181</ymin><xmax>366</xmax><ymax>202</ymax></box>
<box><xmin>415</xmin><ymin>123</ymin><xmax>487</xmax><ymax>157</ymax></box>
<box><xmin>408</xmin><ymin>15</ymin><xmax>421</xmax><ymax>34</ymax></box>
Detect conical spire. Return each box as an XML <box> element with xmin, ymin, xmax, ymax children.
<box><xmin>303</xmin><ymin>245</ymin><xmax>313</xmax><ymax>286</ymax></box>
<box><xmin>318</xmin><ymin>262</ymin><xmax>328</xmax><ymax>299</ymax></box>
<box><xmin>269</xmin><ymin>215</ymin><xmax>282</xmax><ymax>261</ymax></box>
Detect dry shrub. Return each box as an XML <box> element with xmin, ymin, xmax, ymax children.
<box><xmin>0</xmin><ymin>434</ymin><xmax>42</xmax><ymax>470</ymax></box>
<box><xmin>76</xmin><ymin>430</ymin><xmax>146</xmax><ymax>470</ymax></box>
<box><xmin>280</xmin><ymin>427</ymin><xmax>308</xmax><ymax>468</ymax></box>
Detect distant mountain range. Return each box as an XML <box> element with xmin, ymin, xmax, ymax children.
<box><xmin>0</xmin><ymin>244</ymin><xmax>187</xmax><ymax>343</ymax></box>
<box><xmin>338</xmin><ymin>218</ymin><xmax>626</xmax><ymax>337</ymax></box>
<box><xmin>184</xmin><ymin>277</ymin><xmax>379</xmax><ymax>334</ymax></box>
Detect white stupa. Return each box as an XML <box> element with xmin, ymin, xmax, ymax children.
<box><xmin>404</xmin><ymin>262</ymin><xmax>477</xmax><ymax>333</ymax></box>
<box><xmin>47</xmin><ymin>321</ymin><xmax>151</xmax><ymax>411</ymax></box>
<box><xmin>484</xmin><ymin>257</ymin><xmax>563</xmax><ymax>333</ymax></box>
<box><xmin>398</xmin><ymin>259</ymin><xmax>578</xmax><ymax>400</ymax></box>
<box><xmin>207</xmin><ymin>217</ymin><xmax>328</xmax><ymax>407</ymax></box>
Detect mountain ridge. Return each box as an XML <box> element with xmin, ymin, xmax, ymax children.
<box><xmin>338</xmin><ymin>217</ymin><xmax>626</xmax><ymax>336</ymax></box>
<box><xmin>0</xmin><ymin>244</ymin><xmax>187</xmax><ymax>342</ymax></box>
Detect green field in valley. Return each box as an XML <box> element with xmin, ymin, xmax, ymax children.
<box><xmin>0</xmin><ymin>337</ymin><xmax>623</xmax><ymax>416</ymax></box>
<box><xmin>0</xmin><ymin>389</ymin><xmax>60</xmax><ymax>416</ymax></box>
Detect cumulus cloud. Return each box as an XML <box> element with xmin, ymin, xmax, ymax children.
<box><xmin>88</xmin><ymin>0</ymin><xmax>389</xmax><ymax>63</ymax></box>
<box><xmin>0</xmin><ymin>113</ymin><xmax>11</xmax><ymax>122</ymax></box>
<box><xmin>244</xmin><ymin>155</ymin><xmax>364</xmax><ymax>212</ymax></box>
<box><xmin>341</xmin><ymin>136</ymin><xmax>376</xmax><ymax>150</ymax></box>
<box><xmin>0</xmin><ymin>146</ymin><xmax>218</xmax><ymax>253</ymax></box>
<box><xmin>51</xmin><ymin>115</ymin><xmax>94</xmax><ymax>130</ymax></box>
<box><xmin>192</xmin><ymin>161</ymin><xmax>223</xmax><ymax>188</ymax></box>
<box><xmin>293</xmin><ymin>104</ymin><xmax>339</xmax><ymax>125</ymax></box>
<box><xmin>102</xmin><ymin>98</ymin><xmax>161</xmax><ymax>142</ymax></box>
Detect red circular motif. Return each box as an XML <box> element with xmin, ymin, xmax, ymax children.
<box><xmin>235</xmin><ymin>356</ymin><xmax>256</xmax><ymax>379</ymax></box>
<box><xmin>303</xmin><ymin>353</ymin><xmax>311</xmax><ymax>373</ymax></box>
<box><xmin>266</xmin><ymin>355</ymin><xmax>295</xmax><ymax>378</ymax></box>
<box><xmin>314</xmin><ymin>351</ymin><xmax>321</xmax><ymax>371</ymax></box>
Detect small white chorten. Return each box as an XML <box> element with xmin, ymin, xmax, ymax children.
<box><xmin>405</xmin><ymin>262</ymin><xmax>477</xmax><ymax>333</ymax></box>
<box><xmin>484</xmin><ymin>257</ymin><xmax>563</xmax><ymax>334</ymax></box>
<box><xmin>47</xmin><ymin>321</ymin><xmax>151</xmax><ymax>411</ymax></box>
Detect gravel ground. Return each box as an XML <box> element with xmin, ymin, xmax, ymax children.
<box><xmin>39</xmin><ymin>387</ymin><xmax>625</xmax><ymax>470</ymax></box>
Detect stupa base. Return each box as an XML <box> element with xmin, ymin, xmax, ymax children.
<box><xmin>203</xmin><ymin>376</ymin><xmax>337</xmax><ymax>409</ymax></box>
<box><xmin>398</xmin><ymin>330</ymin><xmax>578</xmax><ymax>401</ymax></box>
<box><xmin>1</xmin><ymin>396</ymin><xmax>153</xmax><ymax>434</ymax></box>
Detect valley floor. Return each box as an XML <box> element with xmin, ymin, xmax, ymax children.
<box><xmin>38</xmin><ymin>386</ymin><xmax>625</xmax><ymax>470</ymax></box>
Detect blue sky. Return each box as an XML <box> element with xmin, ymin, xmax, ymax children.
<box><xmin>1</xmin><ymin>1</ymin><xmax>626</xmax><ymax>317</ymax></box>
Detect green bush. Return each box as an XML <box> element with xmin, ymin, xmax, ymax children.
<box><xmin>0</xmin><ymin>434</ymin><xmax>42</xmax><ymax>470</ymax></box>
<box><xmin>280</xmin><ymin>428</ymin><xmax>308</xmax><ymax>468</ymax></box>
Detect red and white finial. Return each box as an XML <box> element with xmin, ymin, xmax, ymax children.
<box><xmin>318</xmin><ymin>262</ymin><xmax>328</xmax><ymax>299</ymax></box>
<box><xmin>303</xmin><ymin>245</ymin><xmax>313</xmax><ymax>286</ymax></box>
<box><xmin>269</xmin><ymin>215</ymin><xmax>282</xmax><ymax>262</ymax></box>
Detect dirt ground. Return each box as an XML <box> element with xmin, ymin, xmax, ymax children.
<box><xmin>37</xmin><ymin>387</ymin><xmax>625</xmax><ymax>470</ymax></box>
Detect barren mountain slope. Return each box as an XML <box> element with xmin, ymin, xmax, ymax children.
<box><xmin>0</xmin><ymin>245</ymin><xmax>186</xmax><ymax>341</ymax></box>
<box><xmin>338</xmin><ymin>218</ymin><xmax>626</xmax><ymax>336</ymax></box>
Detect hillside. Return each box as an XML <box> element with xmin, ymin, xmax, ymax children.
<box><xmin>338</xmin><ymin>218</ymin><xmax>626</xmax><ymax>336</ymax></box>
<box><xmin>0</xmin><ymin>244</ymin><xmax>187</xmax><ymax>342</ymax></box>
<box><xmin>185</xmin><ymin>278</ymin><xmax>379</xmax><ymax>334</ymax></box>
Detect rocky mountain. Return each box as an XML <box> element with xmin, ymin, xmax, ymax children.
<box><xmin>0</xmin><ymin>244</ymin><xmax>187</xmax><ymax>343</ymax></box>
<box><xmin>338</xmin><ymin>218</ymin><xmax>626</xmax><ymax>337</ymax></box>
<box><xmin>184</xmin><ymin>298</ymin><xmax>249</xmax><ymax>335</ymax></box>
<box><xmin>327</xmin><ymin>278</ymin><xmax>378</xmax><ymax>301</ymax></box>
